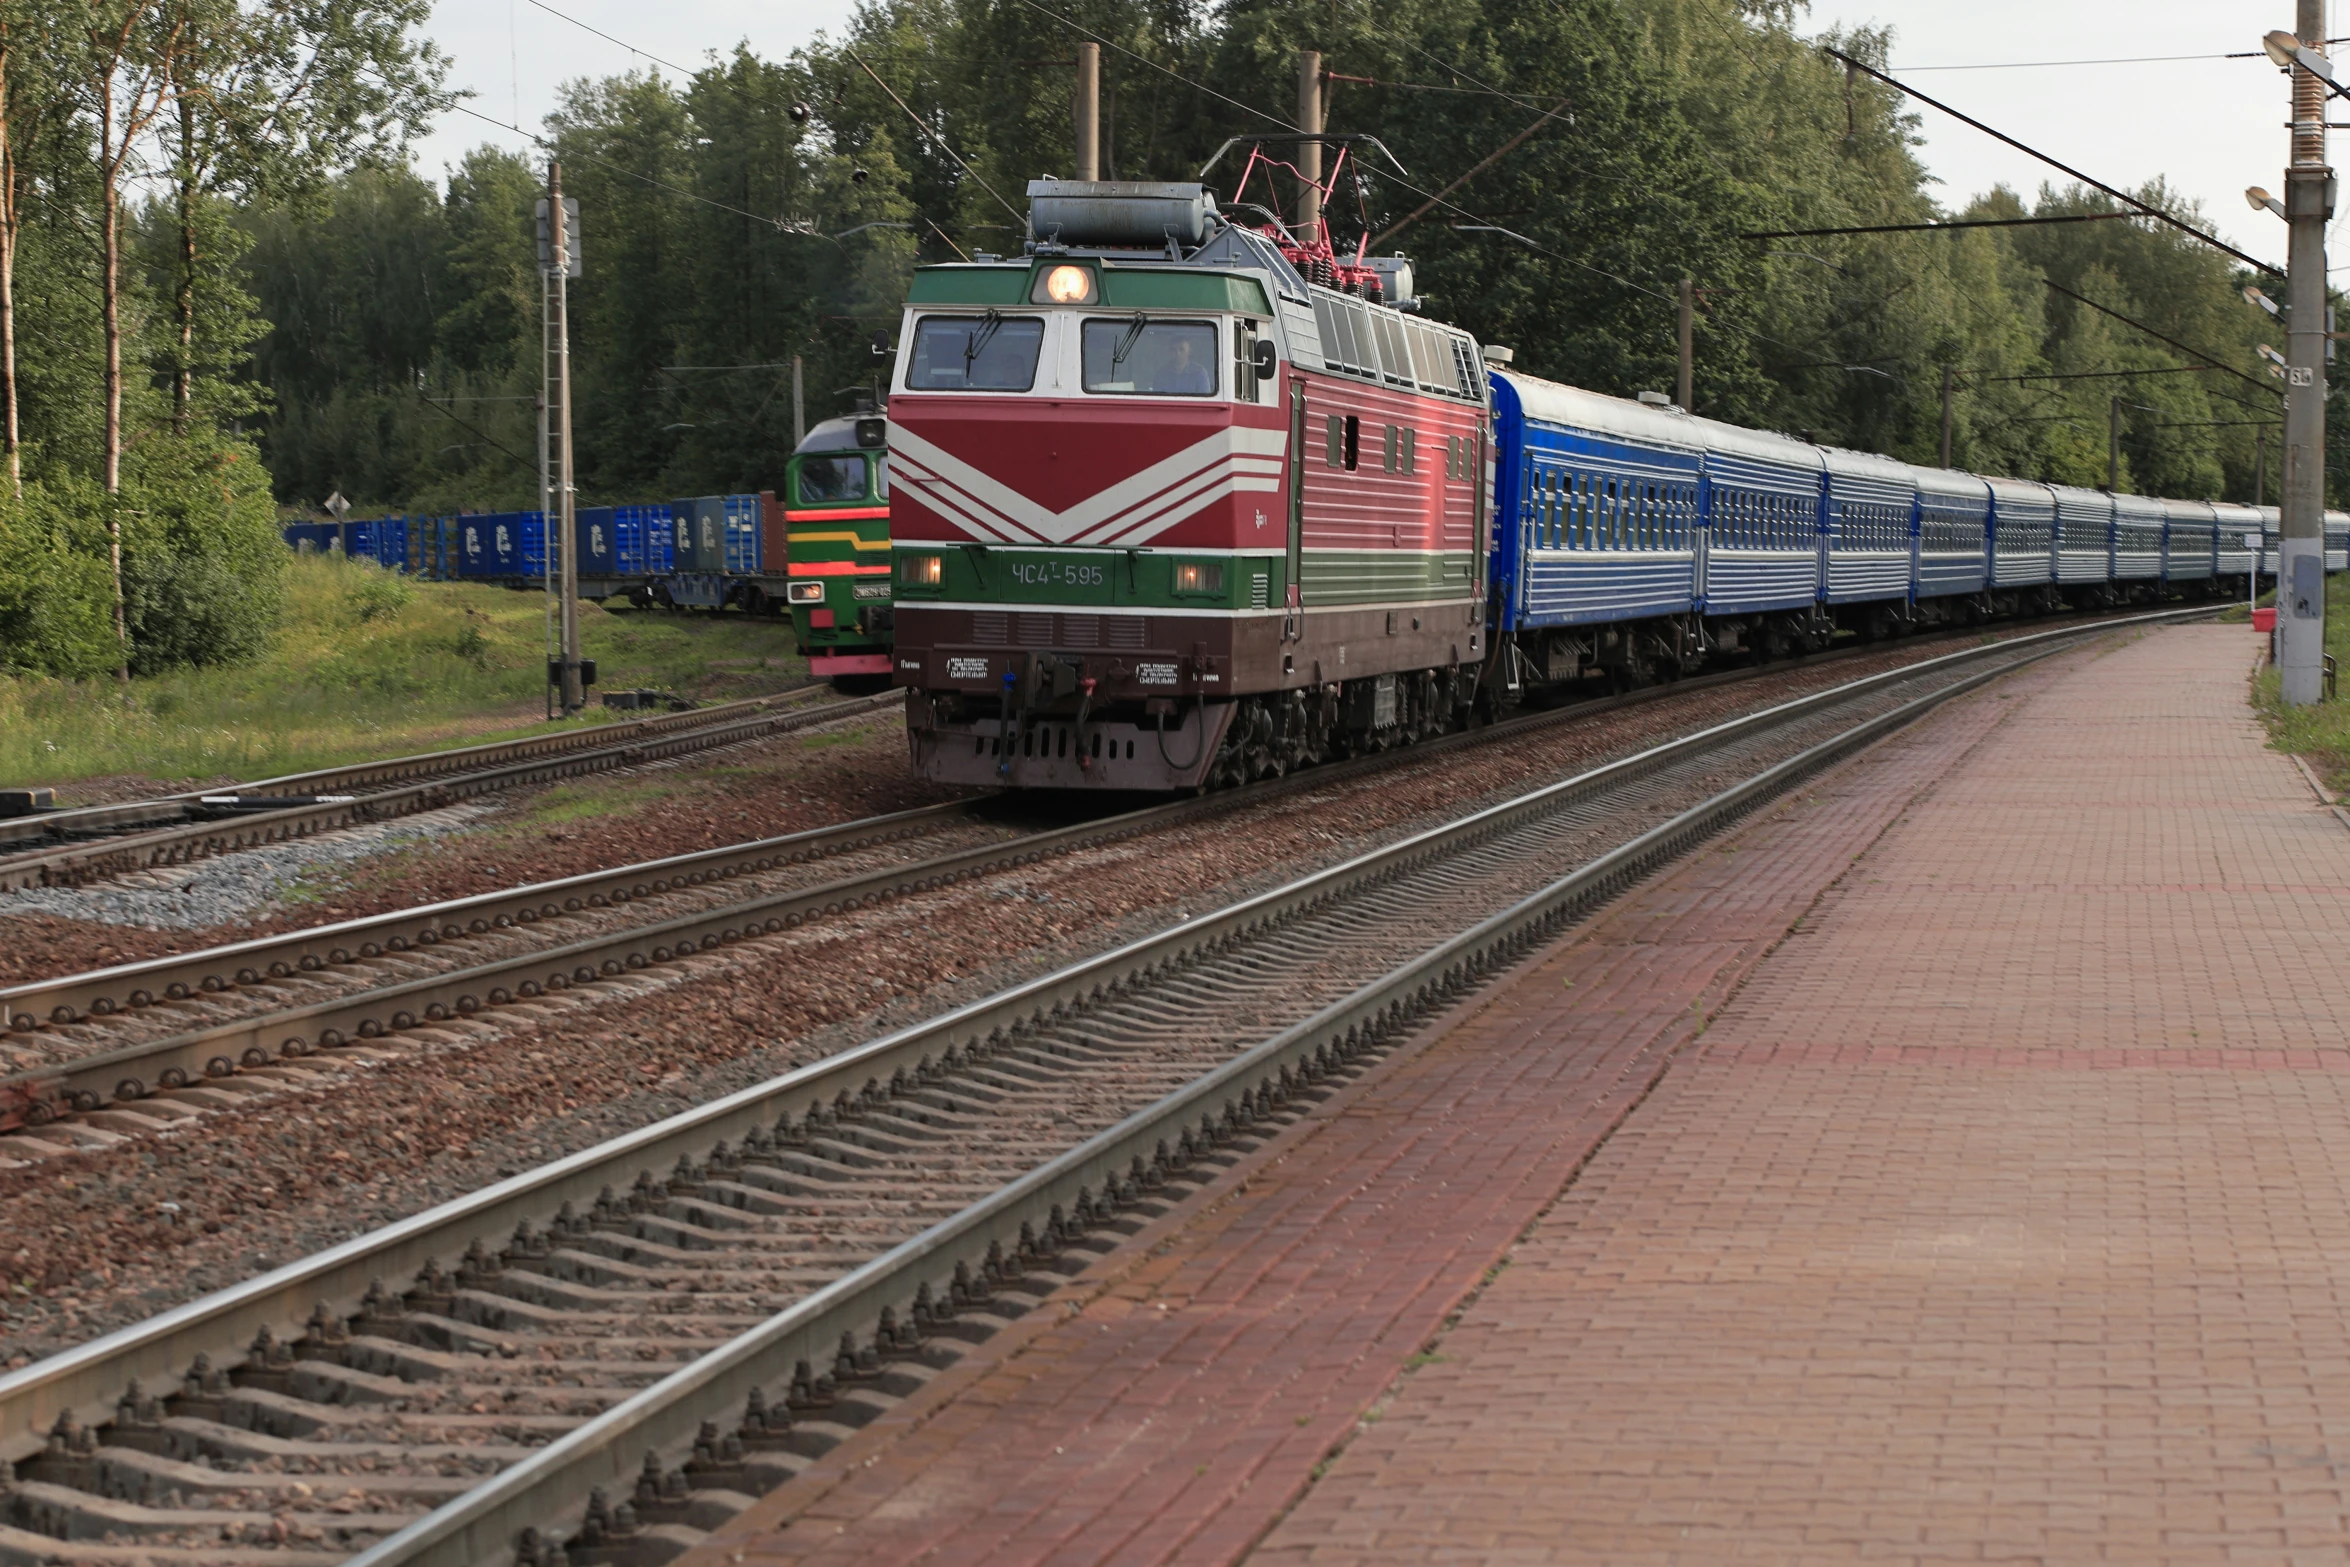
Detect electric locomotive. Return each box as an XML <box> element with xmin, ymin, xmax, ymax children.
<box><xmin>782</xmin><ymin>413</ymin><xmax>895</xmax><ymax>683</ymax></box>
<box><xmin>887</xmin><ymin>174</ymin><xmax>1487</xmax><ymax>790</ymax></box>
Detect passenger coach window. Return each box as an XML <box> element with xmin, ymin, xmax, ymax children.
<box><xmin>794</xmin><ymin>455</ymin><xmax>867</xmax><ymax>504</ymax></box>
<box><xmin>1082</xmin><ymin>318</ymin><xmax>1217</xmax><ymax>395</ymax></box>
<box><xmin>908</xmin><ymin>314</ymin><xmax>1045</xmax><ymax>391</ymax></box>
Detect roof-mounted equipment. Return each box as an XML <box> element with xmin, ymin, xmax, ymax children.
<box><xmin>1027</xmin><ymin>179</ymin><xmax>1220</xmax><ymax>253</ymax></box>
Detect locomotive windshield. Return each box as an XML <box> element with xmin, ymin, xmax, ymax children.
<box><xmin>794</xmin><ymin>454</ymin><xmax>868</xmax><ymax>504</ymax></box>
<box><xmin>1080</xmin><ymin>317</ymin><xmax>1218</xmax><ymax>396</ymax></box>
<box><xmin>909</xmin><ymin>313</ymin><xmax>1044</xmax><ymax>391</ymax></box>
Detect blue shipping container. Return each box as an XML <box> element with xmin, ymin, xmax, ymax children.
<box><xmin>607</xmin><ymin>504</ymin><xmax>661</xmax><ymax>575</ymax></box>
<box><xmin>515</xmin><ymin>511</ymin><xmax>548</xmax><ymax>577</ymax></box>
<box><xmin>455</xmin><ymin>513</ymin><xmax>528</xmax><ymax>576</ymax></box>
<box><xmin>627</xmin><ymin>504</ymin><xmax>675</xmax><ymax>573</ymax></box>
<box><xmin>724</xmin><ymin>494</ymin><xmax>762</xmax><ymax>574</ymax></box>
<box><xmin>576</xmin><ymin>506</ymin><xmax>618</xmax><ymax>576</ymax></box>
<box><xmin>346</xmin><ymin>516</ymin><xmax>408</xmax><ymax>571</ymax></box>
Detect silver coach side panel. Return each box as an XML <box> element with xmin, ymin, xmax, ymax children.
<box><xmin>1500</xmin><ymin>373</ymin><xmax>1702</xmax><ymax>625</ymax></box>
<box><xmin>1681</xmin><ymin>413</ymin><xmax>1825</xmax><ymax>615</ymax></box>
<box><xmin>1818</xmin><ymin>445</ymin><xmax>1916</xmax><ymax>605</ymax></box>
<box><xmin>2212</xmin><ymin>501</ymin><xmax>2262</xmax><ymax>577</ymax></box>
<box><xmin>2327</xmin><ymin>508</ymin><xmax>2349</xmax><ymax>572</ymax></box>
<box><xmin>2049</xmin><ymin>484</ymin><xmax>2114</xmax><ymax>584</ymax></box>
<box><xmin>2160</xmin><ymin>499</ymin><xmax>2216</xmax><ymax>582</ymax></box>
<box><xmin>2111</xmin><ymin>492</ymin><xmax>2164</xmax><ymax>580</ymax></box>
<box><xmin>1984</xmin><ymin>477</ymin><xmax>2056</xmax><ymax>588</ymax></box>
<box><xmin>1913</xmin><ymin>465</ymin><xmax>1990</xmax><ymax>601</ymax></box>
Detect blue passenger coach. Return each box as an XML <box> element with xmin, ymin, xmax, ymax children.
<box><xmin>1688</xmin><ymin>416</ymin><xmax>1825</xmax><ymax>621</ymax></box>
<box><xmin>1986</xmin><ymin>477</ymin><xmax>2056</xmax><ymax>599</ymax></box>
<box><xmin>1475</xmin><ymin>366</ymin><xmax>2265</xmax><ymax>699</ymax></box>
<box><xmin>1490</xmin><ymin>374</ymin><xmax>1701</xmax><ymax>631</ymax></box>
<box><xmin>1915</xmin><ymin>467</ymin><xmax>1992</xmax><ymax>602</ymax></box>
<box><xmin>2161</xmin><ymin>499</ymin><xmax>2216</xmax><ymax>585</ymax></box>
<box><xmin>2212</xmin><ymin>502</ymin><xmax>2261</xmax><ymax>579</ymax></box>
<box><xmin>1819</xmin><ymin>445</ymin><xmax>1915</xmax><ymax>610</ymax></box>
<box><xmin>2051</xmin><ymin>484</ymin><xmax>2113</xmax><ymax>589</ymax></box>
<box><xmin>2112</xmin><ymin>492</ymin><xmax>2165</xmax><ymax>587</ymax></box>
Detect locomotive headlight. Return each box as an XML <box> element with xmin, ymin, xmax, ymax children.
<box><xmin>787</xmin><ymin>581</ymin><xmax>825</xmax><ymax>604</ymax></box>
<box><xmin>904</xmin><ymin>553</ymin><xmax>944</xmax><ymax>587</ymax></box>
<box><xmin>1038</xmin><ymin>264</ymin><xmax>1095</xmax><ymax>304</ymax></box>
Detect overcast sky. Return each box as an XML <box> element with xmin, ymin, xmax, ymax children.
<box><xmin>412</xmin><ymin>0</ymin><xmax>2329</xmax><ymax>264</ymax></box>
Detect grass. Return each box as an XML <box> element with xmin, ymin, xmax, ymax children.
<box><xmin>0</xmin><ymin>552</ymin><xmax>809</xmax><ymax>796</ymax></box>
<box><xmin>2252</xmin><ymin>571</ymin><xmax>2350</xmax><ymax>796</ymax></box>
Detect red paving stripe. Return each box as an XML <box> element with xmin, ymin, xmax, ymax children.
<box><xmin>677</xmin><ymin>645</ymin><xmax>2085</xmax><ymax>1567</ymax></box>
<box><xmin>1251</xmin><ymin>624</ymin><xmax>2350</xmax><ymax>1565</ymax></box>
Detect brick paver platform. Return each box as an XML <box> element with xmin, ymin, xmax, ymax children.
<box><xmin>684</xmin><ymin>625</ymin><xmax>2349</xmax><ymax>1567</ymax></box>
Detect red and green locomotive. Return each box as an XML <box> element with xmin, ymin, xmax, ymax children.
<box><xmin>781</xmin><ymin>413</ymin><xmax>895</xmax><ymax>684</ymax></box>
<box><xmin>888</xmin><ymin>175</ymin><xmax>1488</xmax><ymax>789</ymax></box>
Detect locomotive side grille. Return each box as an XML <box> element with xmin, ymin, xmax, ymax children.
<box><xmin>1060</xmin><ymin>613</ymin><xmax>1101</xmax><ymax>645</ymax></box>
<box><xmin>1016</xmin><ymin>613</ymin><xmax>1057</xmax><ymax>646</ymax></box>
<box><xmin>970</xmin><ymin>611</ymin><xmax>1008</xmax><ymax>644</ymax></box>
<box><xmin>1104</xmin><ymin>617</ymin><xmax>1148</xmax><ymax>651</ymax></box>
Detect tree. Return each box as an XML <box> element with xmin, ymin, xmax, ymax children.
<box><xmin>153</xmin><ymin>0</ymin><xmax>445</xmax><ymax>432</ymax></box>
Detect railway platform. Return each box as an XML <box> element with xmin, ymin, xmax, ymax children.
<box><xmin>680</xmin><ymin>621</ymin><xmax>2350</xmax><ymax>1566</ymax></box>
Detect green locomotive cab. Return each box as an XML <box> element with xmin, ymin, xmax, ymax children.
<box><xmin>782</xmin><ymin>414</ymin><xmax>893</xmax><ymax>686</ymax></box>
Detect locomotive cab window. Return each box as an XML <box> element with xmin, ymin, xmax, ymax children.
<box><xmin>794</xmin><ymin>455</ymin><xmax>868</xmax><ymax>504</ymax></box>
<box><xmin>1082</xmin><ymin>317</ymin><xmax>1217</xmax><ymax>396</ymax></box>
<box><xmin>908</xmin><ymin>313</ymin><xmax>1045</xmax><ymax>392</ymax></box>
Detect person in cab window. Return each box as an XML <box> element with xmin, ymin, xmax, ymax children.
<box><xmin>1153</xmin><ymin>333</ymin><xmax>1213</xmax><ymax>395</ymax></box>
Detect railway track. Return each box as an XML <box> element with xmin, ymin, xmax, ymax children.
<box><xmin>0</xmin><ymin>609</ymin><xmax>2200</xmax><ymax>1567</ymax></box>
<box><xmin>0</xmin><ymin>684</ymin><xmax>883</xmax><ymax>893</ymax></box>
<box><xmin>0</xmin><ymin>607</ymin><xmax>2179</xmax><ymax>1135</ymax></box>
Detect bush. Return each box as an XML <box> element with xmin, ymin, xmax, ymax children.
<box><xmin>0</xmin><ymin>479</ymin><xmax>120</xmax><ymax>677</ymax></box>
<box><xmin>114</xmin><ymin>432</ymin><xmax>286</xmax><ymax>675</ymax></box>
<box><xmin>123</xmin><ymin>542</ymin><xmax>278</xmax><ymax>673</ymax></box>
<box><xmin>340</xmin><ymin>560</ymin><xmax>413</xmax><ymax>623</ymax></box>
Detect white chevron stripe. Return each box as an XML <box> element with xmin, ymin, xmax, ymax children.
<box><xmin>891</xmin><ymin>423</ymin><xmax>1288</xmax><ymax>545</ymax></box>
<box><xmin>1082</xmin><ymin>455</ymin><xmax>1284</xmax><ymax>547</ymax></box>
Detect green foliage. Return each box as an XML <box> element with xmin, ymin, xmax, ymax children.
<box><xmin>116</xmin><ymin>432</ymin><xmax>287</xmax><ymax>674</ymax></box>
<box><xmin>341</xmin><ymin>560</ymin><xmax>413</xmax><ymax>623</ymax></box>
<box><xmin>0</xmin><ymin>484</ymin><xmax>118</xmax><ymax>678</ymax></box>
<box><xmin>0</xmin><ymin>551</ymin><xmax>805</xmax><ymax>789</ymax></box>
<box><xmin>234</xmin><ymin>0</ymin><xmax>2317</xmax><ymax>514</ymax></box>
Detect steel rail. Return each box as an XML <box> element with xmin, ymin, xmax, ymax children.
<box><xmin>0</xmin><ymin>690</ymin><xmax>893</xmax><ymax>892</ymax></box>
<box><xmin>0</xmin><ymin>685</ymin><xmax>825</xmax><ymax>849</ymax></box>
<box><xmin>0</xmin><ymin>610</ymin><xmax>2191</xmax><ymax>1489</ymax></box>
<box><xmin>0</xmin><ymin>606</ymin><xmax>2211</xmax><ymax>1126</ymax></box>
<box><xmin>348</xmin><ymin>626</ymin><xmax>2079</xmax><ymax>1567</ymax></box>
<box><xmin>5</xmin><ymin>684</ymin><xmax>828</xmax><ymax>835</ymax></box>
<box><xmin>0</xmin><ymin>800</ymin><xmax>981</xmax><ymax>1034</ymax></box>
<box><xmin>0</xmin><ymin>602</ymin><xmax>2172</xmax><ymax>1041</ymax></box>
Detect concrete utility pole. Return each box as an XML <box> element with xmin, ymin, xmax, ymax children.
<box><xmin>547</xmin><ymin>161</ymin><xmax>583</xmax><ymax>715</ymax></box>
<box><xmin>1676</xmin><ymin>277</ymin><xmax>1694</xmax><ymax>411</ymax></box>
<box><xmin>1073</xmin><ymin>43</ymin><xmax>1100</xmax><ymax>182</ymax></box>
<box><xmin>1939</xmin><ymin>364</ymin><xmax>1954</xmax><ymax>468</ymax></box>
<box><xmin>2107</xmin><ymin>396</ymin><xmax>2120</xmax><ymax>493</ymax></box>
<box><xmin>791</xmin><ymin>355</ymin><xmax>805</xmax><ymax>449</ymax></box>
<box><xmin>2279</xmin><ymin>0</ymin><xmax>2331</xmax><ymax>705</ymax></box>
<box><xmin>1297</xmin><ymin>50</ymin><xmax>1323</xmax><ymax>242</ymax></box>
